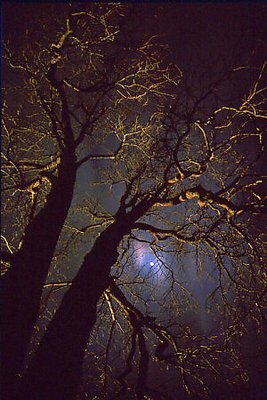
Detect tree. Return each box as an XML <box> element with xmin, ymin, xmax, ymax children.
<box><xmin>1</xmin><ymin>3</ymin><xmax>179</xmax><ymax>398</ymax></box>
<box><xmin>1</xmin><ymin>4</ymin><xmax>266</xmax><ymax>400</ymax></box>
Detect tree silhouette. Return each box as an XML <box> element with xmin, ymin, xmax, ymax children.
<box><xmin>1</xmin><ymin>4</ymin><xmax>266</xmax><ymax>400</ymax></box>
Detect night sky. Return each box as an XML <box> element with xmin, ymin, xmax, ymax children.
<box><xmin>2</xmin><ymin>2</ymin><xmax>267</xmax><ymax>399</ymax></box>
<box><xmin>3</xmin><ymin>3</ymin><xmax>267</xmax><ymax>62</ymax></box>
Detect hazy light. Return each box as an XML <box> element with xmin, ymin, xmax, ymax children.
<box><xmin>150</xmin><ymin>261</ymin><xmax>155</xmax><ymax>266</ymax></box>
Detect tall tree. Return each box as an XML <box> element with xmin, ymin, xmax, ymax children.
<box><xmin>2</xmin><ymin>3</ymin><xmax>266</xmax><ymax>400</ymax></box>
<box><xmin>17</xmin><ymin>61</ymin><xmax>267</xmax><ymax>399</ymax></box>
<box><xmin>1</xmin><ymin>4</ymin><xmax>179</xmax><ymax>397</ymax></box>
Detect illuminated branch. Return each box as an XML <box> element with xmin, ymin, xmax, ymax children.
<box><xmin>132</xmin><ymin>222</ymin><xmax>198</xmax><ymax>243</ymax></box>
<box><xmin>103</xmin><ymin>292</ymin><xmax>116</xmax><ymax>390</ymax></box>
<box><xmin>214</xmin><ymin>62</ymin><xmax>267</xmax><ymax>122</ymax></box>
<box><xmin>76</xmin><ymin>147</ymin><xmax>122</xmax><ymax>169</ymax></box>
<box><xmin>150</xmin><ymin>185</ymin><xmax>236</xmax><ymax>219</ymax></box>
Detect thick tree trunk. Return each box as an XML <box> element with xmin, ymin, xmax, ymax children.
<box><xmin>0</xmin><ymin>151</ymin><xmax>77</xmax><ymax>399</ymax></box>
<box><xmin>16</xmin><ymin>221</ymin><xmax>126</xmax><ymax>400</ymax></box>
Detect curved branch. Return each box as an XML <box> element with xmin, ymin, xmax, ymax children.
<box><xmin>132</xmin><ymin>222</ymin><xmax>198</xmax><ymax>243</ymax></box>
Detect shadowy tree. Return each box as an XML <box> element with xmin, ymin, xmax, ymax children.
<box><xmin>1</xmin><ymin>4</ymin><xmax>266</xmax><ymax>400</ymax></box>
<box><xmin>1</xmin><ymin>4</ymin><xmax>179</xmax><ymax>398</ymax></box>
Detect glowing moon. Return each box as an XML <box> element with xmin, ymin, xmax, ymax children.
<box><xmin>149</xmin><ymin>261</ymin><xmax>155</xmax><ymax>266</ymax></box>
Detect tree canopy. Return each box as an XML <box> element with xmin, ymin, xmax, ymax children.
<box><xmin>1</xmin><ymin>3</ymin><xmax>267</xmax><ymax>400</ymax></box>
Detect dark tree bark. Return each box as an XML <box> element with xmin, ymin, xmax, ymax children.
<box><xmin>15</xmin><ymin>223</ymin><xmax>123</xmax><ymax>400</ymax></box>
<box><xmin>16</xmin><ymin>201</ymin><xmax>152</xmax><ymax>400</ymax></box>
<box><xmin>0</xmin><ymin>150</ymin><xmax>77</xmax><ymax>399</ymax></box>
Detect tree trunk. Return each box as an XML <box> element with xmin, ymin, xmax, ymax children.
<box><xmin>16</xmin><ymin>221</ymin><xmax>125</xmax><ymax>400</ymax></box>
<box><xmin>0</xmin><ymin>151</ymin><xmax>77</xmax><ymax>399</ymax></box>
